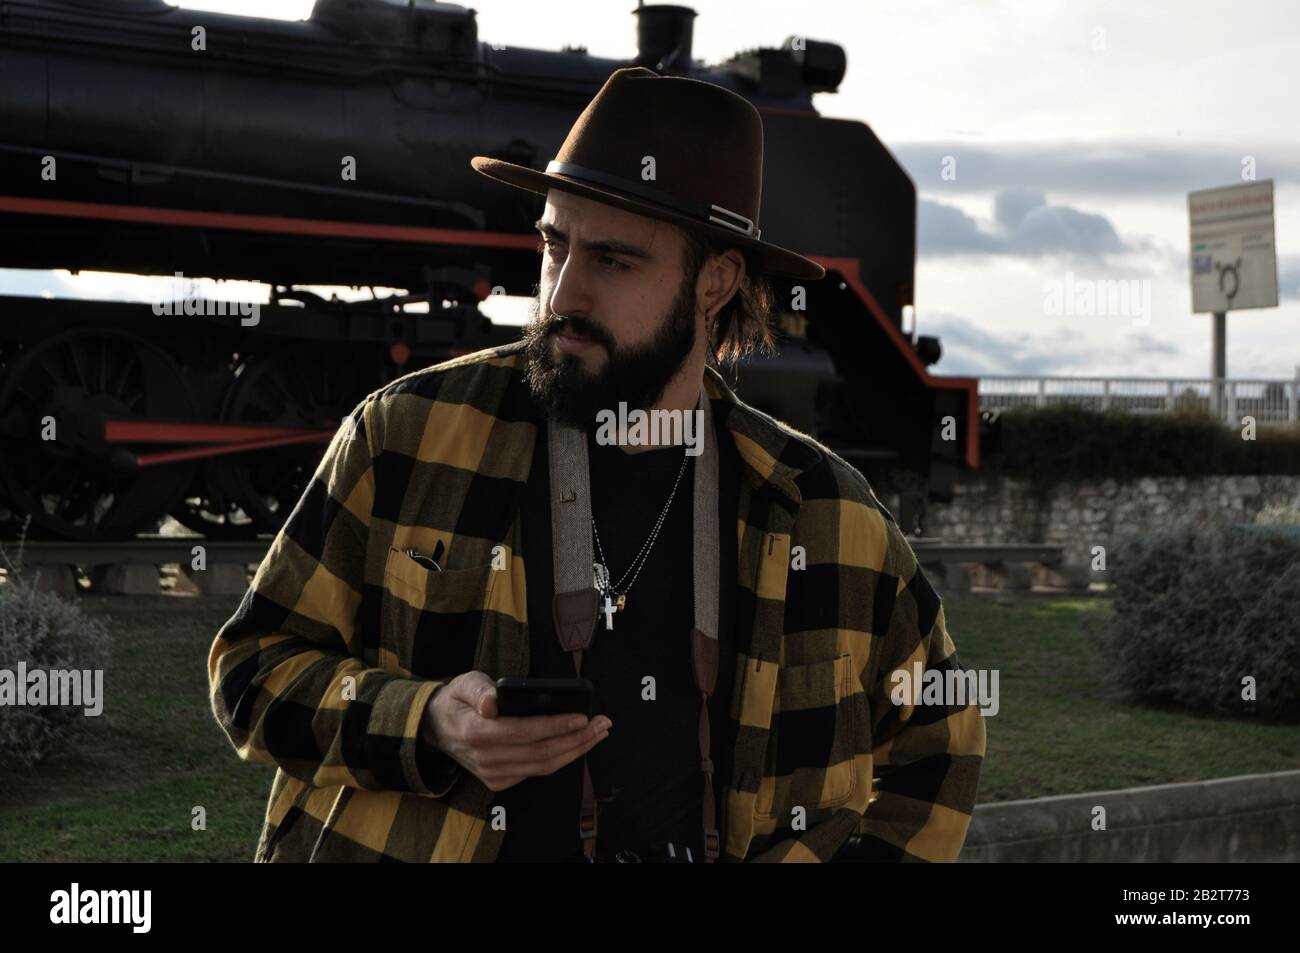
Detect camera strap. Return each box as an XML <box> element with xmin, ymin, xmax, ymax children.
<box><xmin>547</xmin><ymin>383</ymin><xmax>721</xmax><ymax>863</ymax></box>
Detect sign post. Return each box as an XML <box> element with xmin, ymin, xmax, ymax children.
<box><xmin>1211</xmin><ymin>310</ymin><xmax>1226</xmax><ymax>417</ymax></box>
<box><xmin>1188</xmin><ymin>180</ymin><xmax>1278</xmax><ymax>421</ymax></box>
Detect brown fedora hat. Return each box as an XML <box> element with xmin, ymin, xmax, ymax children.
<box><xmin>471</xmin><ymin>66</ymin><xmax>825</xmax><ymax>281</ymax></box>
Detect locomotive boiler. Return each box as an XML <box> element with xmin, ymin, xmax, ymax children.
<box><xmin>0</xmin><ymin>0</ymin><xmax>978</xmax><ymax>541</ymax></box>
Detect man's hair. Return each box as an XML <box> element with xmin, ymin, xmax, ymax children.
<box><xmin>678</xmin><ymin>226</ymin><xmax>776</xmax><ymax>369</ymax></box>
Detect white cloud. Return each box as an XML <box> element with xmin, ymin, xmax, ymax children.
<box><xmin>918</xmin><ymin>190</ymin><xmax>1132</xmax><ymax>258</ymax></box>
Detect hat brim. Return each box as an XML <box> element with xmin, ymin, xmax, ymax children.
<box><xmin>470</xmin><ymin>156</ymin><xmax>826</xmax><ymax>281</ymax></box>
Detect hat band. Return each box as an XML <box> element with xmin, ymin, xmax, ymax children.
<box><xmin>545</xmin><ymin>160</ymin><xmax>761</xmax><ymax>240</ymax></box>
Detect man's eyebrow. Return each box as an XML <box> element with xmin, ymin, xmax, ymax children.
<box><xmin>533</xmin><ymin>219</ymin><xmax>655</xmax><ymax>260</ymax></box>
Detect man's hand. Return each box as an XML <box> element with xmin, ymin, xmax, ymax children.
<box><xmin>420</xmin><ymin>671</ymin><xmax>612</xmax><ymax>792</ymax></box>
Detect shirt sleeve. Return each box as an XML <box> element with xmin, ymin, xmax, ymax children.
<box><xmin>207</xmin><ymin>397</ymin><xmax>463</xmax><ymax>798</ymax></box>
<box><xmin>837</xmin><ymin>519</ymin><xmax>987</xmax><ymax>861</ymax></box>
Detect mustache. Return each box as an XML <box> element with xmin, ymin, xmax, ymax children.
<box><xmin>539</xmin><ymin>310</ymin><xmax>614</xmax><ymax>350</ymax></box>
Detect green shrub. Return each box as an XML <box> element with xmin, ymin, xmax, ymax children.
<box><xmin>985</xmin><ymin>405</ymin><xmax>1300</xmax><ymax>482</ymax></box>
<box><xmin>1088</xmin><ymin>522</ymin><xmax>1300</xmax><ymax>720</ymax></box>
<box><xmin>0</xmin><ymin>576</ymin><xmax>112</xmax><ymax>772</ymax></box>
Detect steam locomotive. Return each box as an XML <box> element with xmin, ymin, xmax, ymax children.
<box><xmin>0</xmin><ymin>0</ymin><xmax>978</xmax><ymax>541</ymax></box>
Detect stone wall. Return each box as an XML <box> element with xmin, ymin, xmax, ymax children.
<box><xmin>923</xmin><ymin>474</ymin><xmax>1300</xmax><ymax>585</ymax></box>
<box><xmin>960</xmin><ymin>770</ymin><xmax>1300</xmax><ymax>862</ymax></box>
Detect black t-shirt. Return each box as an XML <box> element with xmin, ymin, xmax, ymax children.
<box><xmin>495</xmin><ymin>417</ymin><xmax>740</xmax><ymax>862</ymax></box>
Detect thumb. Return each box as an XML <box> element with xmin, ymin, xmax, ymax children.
<box><xmin>473</xmin><ymin>674</ymin><xmax>499</xmax><ymax>719</ymax></box>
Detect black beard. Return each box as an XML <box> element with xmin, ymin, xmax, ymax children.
<box><xmin>522</xmin><ymin>275</ymin><xmax>697</xmax><ymax>429</ymax></box>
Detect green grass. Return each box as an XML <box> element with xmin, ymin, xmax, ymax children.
<box><xmin>0</xmin><ymin>596</ymin><xmax>274</xmax><ymax>861</ymax></box>
<box><xmin>945</xmin><ymin>592</ymin><xmax>1300</xmax><ymax>803</ymax></box>
<box><xmin>1</xmin><ymin>592</ymin><xmax>1296</xmax><ymax>860</ymax></box>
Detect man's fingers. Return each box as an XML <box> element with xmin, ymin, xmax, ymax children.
<box><xmin>486</xmin><ymin>727</ymin><xmax>611</xmax><ymax>779</ymax></box>
<box><xmin>517</xmin><ymin>726</ymin><xmax>611</xmax><ymax>776</ymax></box>
<box><xmin>474</xmin><ymin>718</ymin><xmax>610</xmax><ymax>768</ymax></box>
<box><xmin>482</xmin><ymin>775</ymin><xmax>527</xmax><ymax>792</ymax></box>
<box><xmin>471</xmin><ymin>711</ymin><xmax>603</xmax><ymax>746</ymax></box>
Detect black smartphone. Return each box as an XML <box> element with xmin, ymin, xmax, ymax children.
<box><xmin>495</xmin><ymin>677</ymin><xmax>594</xmax><ymax>718</ymax></box>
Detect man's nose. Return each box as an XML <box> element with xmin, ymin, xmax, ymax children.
<box><xmin>546</xmin><ymin>253</ymin><xmax>593</xmax><ymax>322</ymax></box>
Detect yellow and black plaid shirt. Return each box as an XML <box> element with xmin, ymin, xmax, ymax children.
<box><xmin>208</xmin><ymin>339</ymin><xmax>986</xmax><ymax>862</ymax></box>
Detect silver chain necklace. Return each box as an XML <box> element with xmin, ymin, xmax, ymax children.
<box><xmin>591</xmin><ymin>447</ymin><xmax>690</xmax><ymax>628</ymax></box>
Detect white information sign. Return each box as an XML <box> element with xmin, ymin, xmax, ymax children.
<box><xmin>1188</xmin><ymin>181</ymin><xmax>1278</xmax><ymax>313</ymax></box>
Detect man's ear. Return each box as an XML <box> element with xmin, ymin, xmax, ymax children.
<box><xmin>702</xmin><ymin>247</ymin><xmax>746</xmax><ymax>320</ymax></box>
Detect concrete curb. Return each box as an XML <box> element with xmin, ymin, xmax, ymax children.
<box><xmin>960</xmin><ymin>770</ymin><xmax>1300</xmax><ymax>862</ymax></box>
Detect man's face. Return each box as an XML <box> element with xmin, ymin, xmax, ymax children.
<box><xmin>523</xmin><ymin>189</ymin><xmax>700</xmax><ymax>428</ymax></box>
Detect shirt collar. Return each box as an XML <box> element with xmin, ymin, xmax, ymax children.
<box><xmin>700</xmin><ymin>363</ymin><xmax>822</xmax><ymax>507</ymax></box>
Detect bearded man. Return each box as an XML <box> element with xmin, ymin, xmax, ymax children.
<box><xmin>209</xmin><ymin>66</ymin><xmax>985</xmax><ymax>863</ymax></box>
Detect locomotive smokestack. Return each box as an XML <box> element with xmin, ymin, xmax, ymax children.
<box><xmin>633</xmin><ymin>3</ymin><xmax>697</xmax><ymax>72</ymax></box>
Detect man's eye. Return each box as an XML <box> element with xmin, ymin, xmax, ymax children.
<box><xmin>599</xmin><ymin>255</ymin><xmax>629</xmax><ymax>271</ymax></box>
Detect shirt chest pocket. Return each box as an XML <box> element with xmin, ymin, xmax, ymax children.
<box><xmin>380</xmin><ymin>547</ymin><xmax>499</xmax><ymax>679</ymax></box>
<box><xmin>754</xmin><ymin>653</ymin><xmax>858</xmax><ymax>820</ymax></box>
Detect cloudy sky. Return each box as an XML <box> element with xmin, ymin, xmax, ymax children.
<box><xmin>8</xmin><ymin>0</ymin><xmax>1297</xmax><ymax>380</ymax></box>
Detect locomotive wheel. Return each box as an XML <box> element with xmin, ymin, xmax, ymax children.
<box><xmin>221</xmin><ymin>346</ymin><xmax>385</xmax><ymax>533</ymax></box>
<box><xmin>170</xmin><ymin>473</ymin><xmax>262</xmax><ymax>539</ymax></box>
<box><xmin>0</xmin><ymin>328</ymin><xmax>197</xmax><ymax>540</ymax></box>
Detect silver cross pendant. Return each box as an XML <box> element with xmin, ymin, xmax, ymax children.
<box><xmin>594</xmin><ymin>562</ymin><xmax>616</xmax><ymax>630</ymax></box>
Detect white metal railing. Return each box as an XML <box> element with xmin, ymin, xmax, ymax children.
<box><xmin>978</xmin><ymin>376</ymin><xmax>1300</xmax><ymax>426</ymax></box>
